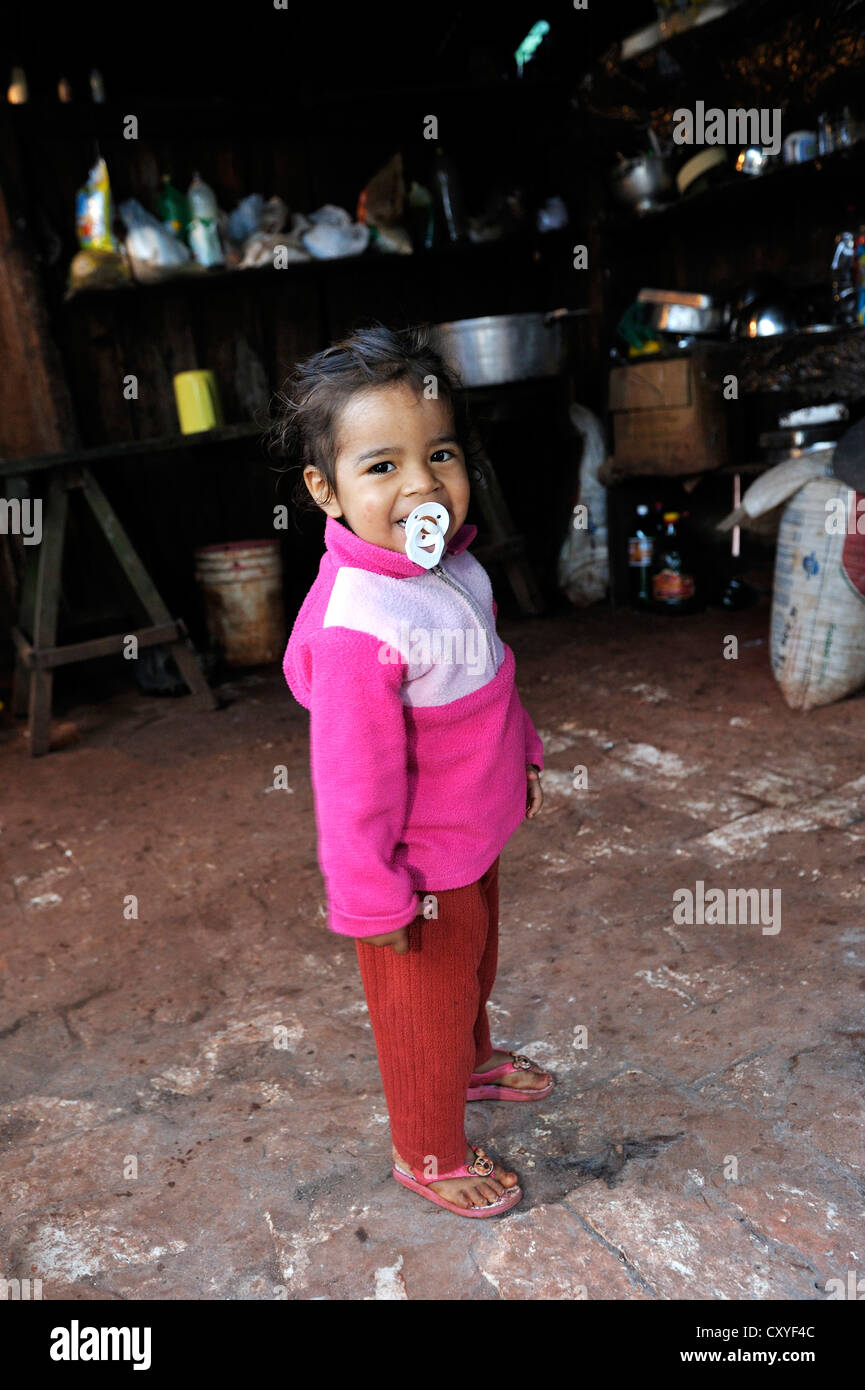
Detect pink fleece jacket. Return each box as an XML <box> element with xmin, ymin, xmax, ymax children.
<box><xmin>283</xmin><ymin>514</ymin><xmax>544</xmax><ymax>938</ymax></box>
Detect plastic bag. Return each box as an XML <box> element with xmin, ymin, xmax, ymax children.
<box><xmin>75</xmin><ymin>157</ymin><xmax>118</xmax><ymax>252</ymax></box>
<box><xmin>119</xmin><ymin>198</ymin><xmax>194</xmax><ymax>281</ymax></box>
<box><xmin>65</xmin><ymin>247</ymin><xmax>131</xmax><ymax>297</ymax></box>
<box><xmin>307</xmin><ymin>204</ymin><xmax>352</xmax><ymax>228</ymax></box>
<box><xmin>557</xmin><ymin>404</ymin><xmax>609</xmax><ymax>606</ymax></box>
<box><xmin>240</xmin><ymin>233</ymin><xmax>309</xmax><ymax>268</ymax></box>
<box><xmin>302</xmin><ymin>209</ymin><xmax>369</xmax><ymax>259</ymax></box>
<box><xmin>357</xmin><ymin>153</ymin><xmax>404</xmax><ymax>227</ymax></box>
<box><xmin>259</xmin><ymin>196</ymin><xmax>288</xmax><ymax>235</ymax></box>
<box><xmin>228</xmin><ymin>194</ymin><xmax>264</xmax><ymax>244</ymax></box>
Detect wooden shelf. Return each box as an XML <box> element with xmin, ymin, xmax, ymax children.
<box><xmin>60</xmin><ymin>224</ymin><xmax>576</xmax><ymax>302</ymax></box>
<box><xmin>0</xmin><ymin>422</ymin><xmax>264</xmax><ymax>479</ymax></box>
<box><xmin>602</xmin><ymin>141</ymin><xmax>865</xmax><ymax>235</ymax></box>
<box><xmin>621</xmin><ymin>0</ymin><xmax>746</xmax><ymax>60</ymax></box>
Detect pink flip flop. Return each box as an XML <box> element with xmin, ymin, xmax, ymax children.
<box><xmin>392</xmin><ymin>1145</ymin><xmax>523</xmax><ymax>1218</ymax></box>
<box><xmin>467</xmin><ymin>1051</ymin><xmax>556</xmax><ymax>1102</ymax></box>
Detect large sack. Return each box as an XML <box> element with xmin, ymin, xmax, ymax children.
<box><xmin>771</xmin><ymin>473</ymin><xmax>865</xmax><ymax>710</ymax></box>
<box><xmin>557</xmin><ymin>404</ymin><xmax>609</xmax><ymax>606</ymax></box>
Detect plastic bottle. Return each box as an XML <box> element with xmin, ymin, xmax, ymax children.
<box><xmin>431</xmin><ymin>147</ymin><xmax>467</xmax><ymax>244</ymax></box>
<box><xmin>407</xmin><ymin>180</ymin><xmax>436</xmax><ymax>251</ymax></box>
<box><xmin>158</xmin><ymin>176</ymin><xmax>189</xmax><ymax>242</ymax></box>
<box><xmin>651</xmin><ymin>511</ymin><xmax>702</xmax><ymax>614</ymax></box>
<box><xmin>628</xmin><ymin>504</ymin><xmax>654</xmax><ymax>607</ymax></box>
<box><xmin>186</xmin><ymin>172</ymin><xmax>224</xmax><ymax>268</ymax></box>
<box><xmin>187</xmin><ymin>172</ymin><xmax>218</xmax><ymax>221</ymax></box>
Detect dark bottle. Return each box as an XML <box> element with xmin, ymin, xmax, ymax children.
<box><xmin>628</xmin><ymin>503</ymin><xmax>654</xmax><ymax>607</ymax></box>
<box><xmin>651</xmin><ymin>511</ymin><xmax>703</xmax><ymax>614</ymax></box>
<box><xmin>431</xmin><ymin>146</ymin><xmax>467</xmax><ymax>244</ymax></box>
<box><xmin>653</xmin><ymin>500</ymin><xmax>666</xmax><ymax>539</ymax></box>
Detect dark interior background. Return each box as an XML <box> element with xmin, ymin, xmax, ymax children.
<box><xmin>2</xmin><ymin>0</ymin><xmax>864</xmax><ymax>696</ymax></box>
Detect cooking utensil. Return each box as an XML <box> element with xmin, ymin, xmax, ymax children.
<box><xmin>760</xmin><ymin>422</ymin><xmax>848</xmax><ymax>451</ymax></box>
<box><xmin>734</xmin><ymin>274</ymin><xmax>783</xmax><ymax>310</ymax></box>
<box><xmin>431</xmin><ymin>309</ymin><xmax>589</xmax><ymax>386</ymax></box>
<box><xmin>543</xmin><ymin>307</ymin><xmax>592</xmax><ymax>324</ymax></box>
<box><xmin>783</xmin><ymin>130</ymin><xmax>817</xmax><ymax>164</ymax></box>
<box><xmin>637</xmin><ymin>289</ymin><xmax>715</xmax><ymax>307</ymax></box>
<box><xmin>735</xmin><ymin>146</ymin><xmax>776</xmax><ymax>176</ymax></box>
<box><xmin>676</xmin><ymin>147</ymin><xmax>726</xmax><ymax>196</ymax></box>
<box><xmin>732</xmin><ymin>291</ymin><xmax>800</xmax><ymax>339</ymax></box>
<box><xmin>609</xmin><ymin>155</ymin><xmax>674</xmax><ymax>214</ymax></box>
<box><xmin>779</xmin><ymin>403</ymin><xmax>848</xmax><ymax>428</ymax></box>
<box><xmin>637</xmin><ymin>288</ymin><xmax>729</xmax><ymax>336</ymax></box>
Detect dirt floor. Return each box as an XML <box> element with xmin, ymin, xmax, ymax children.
<box><xmin>2</xmin><ymin>592</ymin><xmax>864</xmax><ymax>1301</ymax></box>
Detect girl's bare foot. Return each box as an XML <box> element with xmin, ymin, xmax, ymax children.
<box><xmin>473</xmin><ymin>1049</ymin><xmax>552</xmax><ymax>1091</ymax></box>
<box><xmin>392</xmin><ymin>1144</ymin><xmax>519</xmax><ymax>1209</ymax></box>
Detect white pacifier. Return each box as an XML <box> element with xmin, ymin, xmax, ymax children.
<box><xmin>403</xmin><ymin>502</ymin><xmax>450</xmax><ymax>569</ymax></box>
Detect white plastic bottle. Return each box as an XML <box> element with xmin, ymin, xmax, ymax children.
<box><xmin>188</xmin><ymin>172</ymin><xmax>218</xmax><ymax>220</ymax></box>
<box><xmin>186</xmin><ymin>172</ymin><xmax>224</xmax><ymax>267</ymax></box>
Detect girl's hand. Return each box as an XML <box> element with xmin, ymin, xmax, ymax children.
<box><xmin>363</xmin><ymin>927</ymin><xmax>409</xmax><ymax>954</ymax></box>
<box><xmin>526</xmin><ymin>764</ymin><xmax>543</xmax><ymax>819</ymax></box>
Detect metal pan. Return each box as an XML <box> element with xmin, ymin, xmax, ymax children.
<box><xmin>431</xmin><ymin>309</ymin><xmax>591</xmax><ymax>387</ymax></box>
<box><xmin>637</xmin><ymin>288</ymin><xmax>729</xmax><ymax>336</ymax></box>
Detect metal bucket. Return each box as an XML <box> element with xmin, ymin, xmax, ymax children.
<box><xmin>431</xmin><ymin>310</ymin><xmax>574</xmax><ymax>387</ymax></box>
<box><xmin>194</xmin><ymin>539</ymin><xmax>285</xmax><ymax>667</ymax></box>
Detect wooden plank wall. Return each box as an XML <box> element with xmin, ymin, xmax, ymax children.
<box><xmin>0</xmin><ymin>86</ymin><xmax>582</xmax><ymax>648</ymax></box>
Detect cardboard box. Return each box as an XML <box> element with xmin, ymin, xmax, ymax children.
<box><xmin>608</xmin><ymin>354</ymin><xmax>730</xmax><ymax>476</ymax></box>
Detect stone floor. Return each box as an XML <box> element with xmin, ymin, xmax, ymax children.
<box><xmin>1</xmin><ymin>594</ymin><xmax>864</xmax><ymax>1300</ymax></box>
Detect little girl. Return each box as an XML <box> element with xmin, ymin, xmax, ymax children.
<box><xmin>278</xmin><ymin>325</ymin><xmax>553</xmax><ymax>1218</ymax></box>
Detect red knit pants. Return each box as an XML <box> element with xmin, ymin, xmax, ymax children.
<box><xmin>354</xmin><ymin>855</ymin><xmax>500</xmax><ymax>1176</ymax></box>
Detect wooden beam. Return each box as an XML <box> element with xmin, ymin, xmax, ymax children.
<box><xmin>0</xmin><ymin>113</ymin><xmax>81</xmax><ymax>458</ymax></box>
<box><xmin>0</xmin><ymin>422</ymin><xmax>263</xmax><ymax>479</ymax></box>
<box><xmin>12</xmin><ymin>621</ymin><xmax>181</xmax><ymax>670</ymax></box>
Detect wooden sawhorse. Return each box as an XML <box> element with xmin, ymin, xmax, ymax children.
<box><xmin>7</xmin><ymin>459</ymin><xmax>216</xmax><ymax>755</ymax></box>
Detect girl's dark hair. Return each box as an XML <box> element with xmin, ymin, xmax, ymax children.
<box><xmin>268</xmin><ymin>323</ymin><xmax>482</xmax><ymax>514</ymax></box>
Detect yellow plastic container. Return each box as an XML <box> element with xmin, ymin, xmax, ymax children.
<box><xmin>173</xmin><ymin>370</ymin><xmax>224</xmax><ymax>434</ymax></box>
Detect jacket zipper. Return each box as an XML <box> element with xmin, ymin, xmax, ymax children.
<box><xmin>431</xmin><ymin>561</ymin><xmax>497</xmax><ymax>673</ymax></box>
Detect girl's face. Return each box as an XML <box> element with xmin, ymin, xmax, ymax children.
<box><xmin>304</xmin><ymin>382</ymin><xmax>470</xmax><ymax>554</ymax></box>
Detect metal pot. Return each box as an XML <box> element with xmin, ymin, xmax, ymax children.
<box><xmin>609</xmin><ymin>154</ymin><xmax>674</xmax><ymax>214</ymax></box>
<box><xmin>732</xmin><ymin>292</ymin><xmax>800</xmax><ymax>339</ymax></box>
<box><xmin>431</xmin><ymin>309</ymin><xmax>589</xmax><ymax>387</ymax></box>
<box><xmin>637</xmin><ymin>288</ymin><xmax>729</xmax><ymax>336</ymax></box>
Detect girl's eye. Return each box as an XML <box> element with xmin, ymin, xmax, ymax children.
<box><xmin>368</xmin><ymin>460</ymin><xmax>394</xmax><ymax>474</ymax></box>
<box><xmin>431</xmin><ymin>449</ymin><xmax>456</xmax><ymax>463</ymax></box>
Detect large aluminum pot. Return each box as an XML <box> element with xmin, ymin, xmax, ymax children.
<box><xmin>431</xmin><ymin>309</ymin><xmax>586</xmax><ymax>387</ymax></box>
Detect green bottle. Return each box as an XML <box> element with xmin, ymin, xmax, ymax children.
<box><xmin>158</xmin><ymin>175</ymin><xmax>189</xmax><ymax>242</ymax></box>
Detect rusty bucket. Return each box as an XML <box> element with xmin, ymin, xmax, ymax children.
<box><xmin>194</xmin><ymin>539</ymin><xmax>285</xmax><ymax>666</ymax></box>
